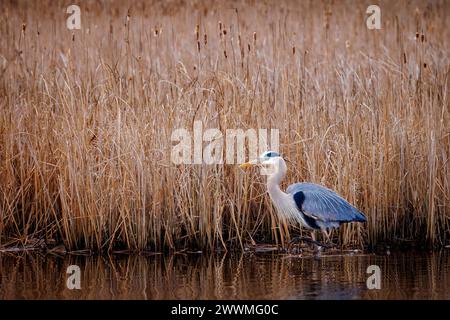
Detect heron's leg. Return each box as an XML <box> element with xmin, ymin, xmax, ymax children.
<box><xmin>312</xmin><ymin>230</ymin><xmax>323</xmax><ymax>253</ymax></box>
<box><xmin>289</xmin><ymin>230</ymin><xmax>334</xmax><ymax>251</ymax></box>
<box><xmin>288</xmin><ymin>232</ymin><xmax>333</xmax><ymax>249</ymax></box>
<box><xmin>289</xmin><ymin>230</ymin><xmax>316</xmax><ymax>245</ymax></box>
<box><xmin>323</xmin><ymin>229</ymin><xmax>331</xmax><ymax>242</ymax></box>
<box><xmin>321</xmin><ymin>229</ymin><xmax>336</xmax><ymax>248</ymax></box>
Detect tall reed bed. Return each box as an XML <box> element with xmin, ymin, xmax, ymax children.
<box><xmin>0</xmin><ymin>0</ymin><xmax>448</xmax><ymax>251</ymax></box>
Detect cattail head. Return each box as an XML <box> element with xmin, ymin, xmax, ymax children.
<box><xmin>21</xmin><ymin>23</ymin><xmax>26</xmax><ymax>34</ymax></box>
<box><xmin>253</xmin><ymin>32</ymin><xmax>256</xmax><ymax>42</ymax></box>
<box><xmin>195</xmin><ymin>24</ymin><xmax>200</xmax><ymax>40</ymax></box>
<box><xmin>219</xmin><ymin>21</ymin><xmax>222</xmax><ymax>38</ymax></box>
<box><xmin>324</xmin><ymin>8</ymin><xmax>331</xmax><ymax>30</ymax></box>
<box><xmin>204</xmin><ymin>33</ymin><xmax>208</xmax><ymax>46</ymax></box>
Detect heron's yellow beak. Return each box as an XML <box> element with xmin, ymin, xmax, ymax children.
<box><xmin>239</xmin><ymin>162</ymin><xmax>254</xmax><ymax>169</ymax></box>
<box><xmin>239</xmin><ymin>160</ymin><xmax>258</xmax><ymax>169</ymax></box>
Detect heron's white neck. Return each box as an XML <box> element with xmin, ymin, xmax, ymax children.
<box><xmin>265</xmin><ymin>158</ymin><xmax>303</xmax><ymax>224</ymax></box>
<box><xmin>266</xmin><ymin>158</ymin><xmax>289</xmax><ymax>208</ymax></box>
<box><xmin>265</xmin><ymin>158</ymin><xmax>309</xmax><ymax>226</ymax></box>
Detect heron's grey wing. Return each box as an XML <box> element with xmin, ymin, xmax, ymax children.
<box><xmin>286</xmin><ymin>183</ymin><xmax>366</xmax><ymax>223</ymax></box>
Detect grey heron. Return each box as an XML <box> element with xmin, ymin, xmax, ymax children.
<box><xmin>240</xmin><ymin>151</ymin><xmax>367</xmax><ymax>248</ymax></box>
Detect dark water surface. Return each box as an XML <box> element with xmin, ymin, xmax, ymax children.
<box><xmin>0</xmin><ymin>251</ymin><xmax>449</xmax><ymax>299</ymax></box>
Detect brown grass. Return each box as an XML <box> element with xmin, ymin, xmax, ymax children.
<box><xmin>0</xmin><ymin>0</ymin><xmax>449</xmax><ymax>252</ymax></box>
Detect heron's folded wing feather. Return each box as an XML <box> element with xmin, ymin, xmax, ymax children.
<box><xmin>287</xmin><ymin>183</ymin><xmax>366</xmax><ymax>223</ymax></box>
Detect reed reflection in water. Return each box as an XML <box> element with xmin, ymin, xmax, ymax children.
<box><xmin>0</xmin><ymin>251</ymin><xmax>449</xmax><ymax>299</ymax></box>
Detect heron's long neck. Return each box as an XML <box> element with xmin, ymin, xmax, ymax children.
<box><xmin>267</xmin><ymin>168</ymin><xmax>289</xmax><ymax>206</ymax></box>
<box><xmin>266</xmin><ymin>160</ymin><xmax>307</xmax><ymax>225</ymax></box>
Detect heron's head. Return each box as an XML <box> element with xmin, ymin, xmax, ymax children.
<box><xmin>239</xmin><ymin>151</ymin><xmax>286</xmax><ymax>177</ymax></box>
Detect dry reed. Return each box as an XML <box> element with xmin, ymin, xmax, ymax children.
<box><xmin>0</xmin><ymin>0</ymin><xmax>449</xmax><ymax>252</ymax></box>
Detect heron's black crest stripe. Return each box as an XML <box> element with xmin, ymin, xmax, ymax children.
<box><xmin>264</xmin><ymin>151</ymin><xmax>280</xmax><ymax>158</ymax></box>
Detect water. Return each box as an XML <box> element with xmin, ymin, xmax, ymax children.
<box><xmin>0</xmin><ymin>250</ymin><xmax>449</xmax><ymax>299</ymax></box>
